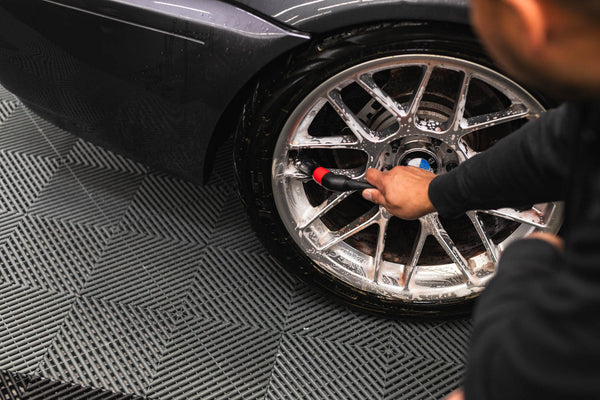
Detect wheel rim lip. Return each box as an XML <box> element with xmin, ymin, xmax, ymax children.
<box><xmin>271</xmin><ymin>54</ymin><xmax>563</xmax><ymax>303</ymax></box>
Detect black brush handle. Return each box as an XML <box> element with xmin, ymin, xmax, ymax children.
<box><xmin>321</xmin><ymin>173</ymin><xmax>375</xmax><ymax>192</ymax></box>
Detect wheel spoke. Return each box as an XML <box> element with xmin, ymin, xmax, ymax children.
<box><xmin>316</xmin><ymin>206</ymin><xmax>380</xmax><ymax>251</ymax></box>
<box><xmin>402</xmin><ymin>224</ymin><xmax>428</xmax><ymax>290</ymax></box>
<box><xmin>467</xmin><ymin>211</ymin><xmax>499</xmax><ymax>264</ymax></box>
<box><xmin>449</xmin><ymin>73</ymin><xmax>471</xmax><ymax>132</ymax></box>
<box><xmin>459</xmin><ymin>103</ymin><xmax>530</xmax><ymax>136</ymax></box>
<box><xmin>480</xmin><ymin>206</ymin><xmax>548</xmax><ymax>229</ymax></box>
<box><xmin>289</xmin><ymin>132</ymin><xmax>361</xmax><ymax>150</ymax></box>
<box><xmin>357</xmin><ymin>73</ymin><xmax>406</xmax><ymax>119</ymax></box>
<box><xmin>453</xmin><ymin>138</ymin><xmax>479</xmax><ymax>163</ymax></box>
<box><xmin>281</xmin><ymin>166</ymin><xmax>312</xmax><ymax>181</ymax></box>
<box><xmin>424</xmin><ymin>214</ymin><xmax>478</xmax><ymax>285</ymax></box>
<box><xmin>372</xmin><ymin>217</ymin><xmax>390</xmax><ymax>283</ymax></box>
<box><xmin>407</xmin><ymin>65</ymin><xmax>433</xmax><ymax>117</ymax></box>
<box><xmin>328</xmin><ymin>89</ymin><xmax>376</xmax><ymax>143</ymax></box>
<box><xmin>298</xmin><ymin>191</ymin><xmax>352</xmax><ymax>229</ymax></box>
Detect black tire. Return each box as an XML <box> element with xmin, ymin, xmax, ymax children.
<box><xmin>233</xmin><ymin>22</ymin><xmax>543</xmax><ymax>316</ymax></box>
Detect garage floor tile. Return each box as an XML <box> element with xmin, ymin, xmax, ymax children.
<box><xmin>0</xmin><ymin>84</ymin><xmax>469</xmax><ymax>400</ymax></box>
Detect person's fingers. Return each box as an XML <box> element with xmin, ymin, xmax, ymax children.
<box><xmin>362</xmin><ymin>189</ymin><xmax>374</xmax><ymax>203</ymax></box>
<box><xmin>365</xmin><ymin>168</ymin><xmax>385</xmax><ymax>189</ymax></box>
<box><xmin>362</xmin><ymin>188</ymin><xmax>386</xmax><ymax>205</ymax></box>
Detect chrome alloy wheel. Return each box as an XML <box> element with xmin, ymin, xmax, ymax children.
<box><xmin>271</xmin><ymin>55</ymin><xmax>562</xmax><ymax>303</ymax></box>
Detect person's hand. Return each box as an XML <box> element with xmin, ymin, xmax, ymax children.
<box><xmin>527</xmin><ymin>232</ymin><xmax>564</xmax><ymax>251</ymax></box>
<box><xmin>361</xmin><ymin>166</ymin><xmax>437</xmax><ymax>219</ymax></box>
<box><xmin>445</xmin><ymin>388</ymin><xmax>464</xmax><ymax>400</ymax></box>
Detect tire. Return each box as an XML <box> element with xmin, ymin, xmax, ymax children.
<box><xmin>233</xmin><ymin>22</ymin><xmax>562</xmax><ymax>315</ymax></box>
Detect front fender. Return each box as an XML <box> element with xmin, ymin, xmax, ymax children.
<box><xmin>0</xmin><ymin>0</ymin><xmax>309</xmax><ymax>183</ymax></box>
<box><xmin>234</xmin><ymin>0</ymin><xmax>470</xmax><ymax>33</ymax></box>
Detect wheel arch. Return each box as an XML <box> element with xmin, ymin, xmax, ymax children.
<box><xmin>231</xmin><ymin>0</ymin><xmax>470</xmax><ymax>33</ymax></box>
<box><xmin>203</xmin><ymin>17</ymin><xmax>478</xmax><ymax>182</ymax></box>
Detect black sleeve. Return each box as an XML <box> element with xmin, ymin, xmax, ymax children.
<box><xmin>464</xmin><ymin>237</ymin><xmax>600</xmax><ymax>400</ymax></box>
<box><xmin>429</xmin><ymin>104</ymin><xmax>574</xmax><ymax>218</ymax></box>
<box><xmin>460</xmin><ymin>101</ymin><xmax>600</xmax><ymax>399</ymax></box>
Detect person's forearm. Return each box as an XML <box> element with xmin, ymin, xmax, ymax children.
<box><xmin>429</xmin><ymin>104</ymin><xmax>573</xmax><ymax>218</ymax></box>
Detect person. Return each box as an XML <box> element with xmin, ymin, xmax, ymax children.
<box><xmin>361</xmin><ymin>0</ymin><xmax>600</xmax><ymax>399</ymax></box>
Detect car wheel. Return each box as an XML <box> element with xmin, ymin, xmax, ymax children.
<box><xmin>234</xmin><ymin>22</ymin><xmax>562</xmax><ymax>315</ymax></box>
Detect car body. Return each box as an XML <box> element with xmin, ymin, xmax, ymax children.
<box><xmin>0</xmin><ymin>0</ymin><xmax>468</xmax><ymax>182</ymax></box>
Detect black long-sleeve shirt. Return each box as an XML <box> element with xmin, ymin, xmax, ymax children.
<box><xmin>428</xmin><ymin>101</ymin><xmax>600</xmax><ymax>400</ymax></box>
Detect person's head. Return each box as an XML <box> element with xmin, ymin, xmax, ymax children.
<box><xmin>470</xmin><ymin>0</ymin><xmax>600</xmax><ymax>99</ymax></box>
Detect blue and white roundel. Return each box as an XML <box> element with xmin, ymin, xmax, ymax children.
<box><xmin>407</xmin><ymin>158</ymin><xmax>432</xmax><ymax>172</ymax></box>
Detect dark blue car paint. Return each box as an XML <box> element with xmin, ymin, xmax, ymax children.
<box><xmin>0</xmin><ymin>0</ymin><xmax>469</xmax><ymax>183</ymax></box>
<box><xmin>0</xmin><ymin>0</ymin><xmax>308</xmax><ymax>182</ymax></box>
<box><xmin>233</xmin><ymin>0</ymin><xmax>469</xmax><ymax>32</ymax></box>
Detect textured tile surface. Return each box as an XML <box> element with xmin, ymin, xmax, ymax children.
<box><xmin>0</xmin><ymin>283</ymin><xmax>74</xmax><ymax>375</ymax></box>
<box><xmin>266</xmin><ymin>334</ymin><xmax>387</xmax><ymax>400</ymax></box>
<box><xmin>38</xmin><ymin>298</ymin><xmax>170</xmax><ymax>396</ymax></box>
<box><xmin>0</xmin><ymin>85</ymin><xmax>470</xmax><ymax>400</ymax></box>
<box><xmin>0</xmin><ymin>216</ymin><xmax>110</xmax><ymax>294</ymax></box>
<box><xmin>148</xmin><ymin>317</ymin><xmax>281</xmax><ymax>400</ymax></box>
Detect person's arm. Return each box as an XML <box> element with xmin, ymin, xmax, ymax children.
<box><xmin>363</xmin><ymin>103</ymin><xmax>575</xmax><ymax>219</ymax></box>
<box><xmin>430</xmin><ymin>103</ymin><xmax>574</xmax><ymax>218</ymax></box>
<box><xmin>462</xmin><ymin>101</ymin><xmax>600</xmax><ymax>399</ymax></box>
<box><xmin>464</xmin><ymin>231</ymin><xmax>600</xmax><ymax>400</ymax></box>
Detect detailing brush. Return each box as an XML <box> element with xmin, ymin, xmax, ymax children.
<box><xmin>297</xmin><ymin>158</ymin><xmax>375</xmax><ymax>192</ymax></box>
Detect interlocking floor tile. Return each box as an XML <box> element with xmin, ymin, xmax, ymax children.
<box><xmin>388</xmin><ymin>319</ymin><xmax>472</xmax><ymax>364</ymax></box>
<box><xmin>81</xmin><ymin>231</ymin><xmax>203</xmax><ymax>312</ymax></box>
<box><xmin>0</xmin><ymin>211</ymin><xmax>25</xmax><ymax>248</ymax></box>
<box><xmin>183</xmin><ymin>247</ymin><xmax>296</xmax><ymax>330</ymax></box>
<box><xmin>28</xmin><ymin>163</ymin><xmax>143</xmax><ymax>228</ymax></box>
<box><xmin>206</xmin><ymin>193</ymin><xmax>266</xmax><ymax>253</ymax></box>
<box><xmin>0</xmin><ymin>369</ymin><xmax>28</xmax><ymax>400</ymax></box>
<box><xmin>0</xmin><ymin>106</ymin><xmax>77</xmax><ymax>158</ymax></box>
<box><xmin>0</xmin><ymin>86</ymin><xmax>17</xmax><ymax>102</ymax></box>
<box><xmin>266</xmin><ymin>334</ymin><xmax>387</xmax><ymax>400</ymax></box>
<box><xmin>147</xmin><ymin>316</ymin><xmax>281</xmax><ymax>400</ymax></box>
<box><xmin>0</xmin><ymin>370</ymin><xmax>149</xmax><ymax>400</ymax></box>
<box><xmin>66</xmin><ymin>139</ymin><xmax>147</xmax><ymax>176</ymax></box>
<box><xmin>284</xmin><ymin>283</ymin><xmax>393</xmax><ymax>351</ymax></box>
<box><xmin>0</xmin><ymin>215</ymin><xmax>111</xmax><ymax>294</ymax></box>
<box><xmin>0</xmin><ymin>81</ymin><xmax>469</xmax><ymax>400</ymax></box>
<box><xmin>39</xmin><ymin>297</ymin><xmax>171</xmax><ymax>397</ymax></box>
<box><xmin>383</xmin><ymin>353</ymin><xmax>465</xmax><ymax>400</ymax></box>
<box><xmin>0</xmin><ymin>151</ymin><xmax>59</xmax><ymax>213</ymax></box>
<box><xmin>0</xmin><ymin>100</ymin><xmax>18</xmax><ymax>125</ymax></box>
<box><xmin>23</xmin><ymin>374</ymin><xmax>145</xmax><ymax>400</ymax></box>
<box><xmin>0</xmin><ymin>283</ymin><xmax>74</xmax><ymax>375</ymax></box>
<box><xmin>119</xmin><ymin>175</ymin><xmax>226</xmax><ymax>245</ymax></box>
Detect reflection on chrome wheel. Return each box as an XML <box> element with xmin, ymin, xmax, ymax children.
<box><xmin>235</xmin><ymin>23</ymin><xmax>562</xmax><ymax>314</ymax></box>
<box><xmin>273</xmin><ymin>55</ymin><xmax>562</xmax><ymax>302</ymax></box>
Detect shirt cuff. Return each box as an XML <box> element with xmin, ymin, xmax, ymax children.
<box><xmin>428</xmin><ymin>171</ymin><xmax>465</xmax><ymax>218</ymax></box>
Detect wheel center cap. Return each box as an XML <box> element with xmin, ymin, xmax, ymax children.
<box><xmin>397</xmin><ymin>147</ymin><xmax>439</xmax><ymax>173</ymax></box>
<box><xmin>405</xmin><ymin>157</ymin><xmax>432</xmax><ymax>172</ymax></box>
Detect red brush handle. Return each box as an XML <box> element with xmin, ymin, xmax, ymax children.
<box><xmin>312</xmin><ymin>167</ymin><xmax>330</xmax><ymax>185</ymax></box>
<box><xmin>312</xmin><ymin>166</ymin><xmax>375</xmax><ymax>191</ymax></box>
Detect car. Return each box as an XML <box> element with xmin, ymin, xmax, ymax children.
<box><xmin>0</xmin><ymin>0</ymin><xmax>562</xmax><ymax>315</ymax></box>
